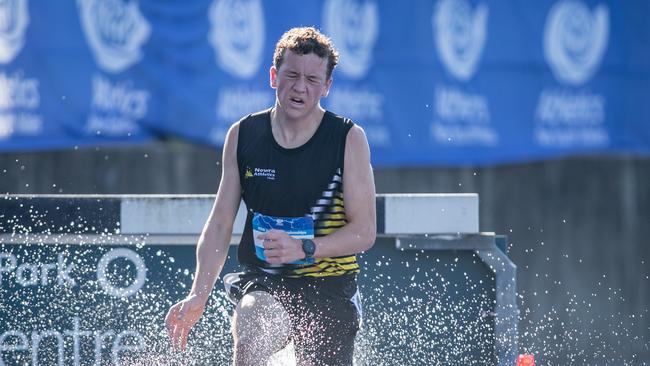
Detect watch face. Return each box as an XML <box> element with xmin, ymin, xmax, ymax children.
<box><xmin>303</xmin><ymin>239</ymin><xmax>316</xmax><ymax>256</ymax></box>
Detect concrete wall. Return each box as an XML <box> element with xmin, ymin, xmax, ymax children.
<box><xmin>1</xmin><ymin>142</ymin><xmax>649</xmax><ymax>363</ymax></box>
<box><xmin>378</xmin><ymin>159</ymin><xmax>650</xmax><ymax>363</ymax></box>
<box><xmin>0</xmin><ymin>141</ymin><xmax>222</xmax><ymax>194</ymax></box>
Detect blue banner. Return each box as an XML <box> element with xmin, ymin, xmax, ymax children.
<box><xmin>0</xmin><ymin>0</ymin><xmax>648</xmax><ymax>166</ymax></box>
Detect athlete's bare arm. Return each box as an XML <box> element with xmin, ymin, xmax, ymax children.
<box><xmin>261</xmin><ymin>124</ymin><xmax>376</xmax><ymax>263</ymax></box>
<box><xmin>166</xmin><ymin>122</ymin><xmax>242</xmax><ymax>351</ymax></box>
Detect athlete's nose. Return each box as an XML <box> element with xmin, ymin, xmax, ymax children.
<box><xmin>292</xmin><ymin>76</ymin><xmax>307</xmax><ymax>93</ymax></box>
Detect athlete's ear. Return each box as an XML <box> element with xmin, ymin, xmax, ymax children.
<box><xmin>322</xmin><ymin>77</ymin><xmax>332</xmax><ymax>97</ymax></box>
<box><xmin>270</xmin><ymin>66</ymin><xmax>278</xmax><ymax>89</ymax></box>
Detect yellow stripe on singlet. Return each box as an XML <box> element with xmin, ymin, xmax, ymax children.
<box><xmin>290</xmin><ymin>255</ymin><xmax>360</xmax><ymax>277</ymax></box>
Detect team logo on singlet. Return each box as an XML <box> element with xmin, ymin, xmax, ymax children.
<box><xmin>246</xmin><ymin>167</ymin><xmax>276</xmax><ymax>180</ymax></box>
<box><xmin>432</xmin><ymin>0</ymin><xmax>488</xmax><ymax>81</ymax></box>
<box><xmin>543</xmin><ymin>0</ymin><xmax>609</xmax><ymax>85</ymax></box>
<box><xmin>323</xmin><ymin>0</ymin><xmax>378</xmax><ymax>79</ymax></box>
<box><xmin>208</xmin><ymin>0</ymin><xmax>264</xmax><ymax>79</ymax></box>
<box><xmin>0</xmin><ymin>0</ymin><xmax>29</xmax><ymax>64</ymax></box>
<box><xmin>77</xmin><ymin>0</ymin><xmax>151</xmax><ymax>73</ymax></box>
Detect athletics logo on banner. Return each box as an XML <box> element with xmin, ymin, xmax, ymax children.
<box><xmin>535</xmin><ymin>0</ymin><xmax>610</xmax><ymax>149</ymax></box>
<box><xmin>322</xmin><ymin>0</ymin><xmax>392</xmax><ymax>147</ymax></box>
<box><xmin>544</xmin><ymin>0</ymin><xmax>609</xmax><ymax>86</ymax></box>
<box><xmin>323</xmin><ymin>0</ymin><xmax>378</xmax><ymax>79</ymax></box>
<box><xmin>0</xmin><ymin>0</ymin><xmax>29</xmax><ymax>64</ymax></box>
<box><xmin>208</xmin><ymin>0</ymin><xmax>264</xmax><ymax>79</ymax></box>
<box><xmin>77</xmin><ymin>0</ymin><xmax>151</xmax><ymax>74</ymax></box>
<box><xmin>430</xmin><ymin>0</ymin><xmax>496</xmax><ymax>147</ymax></box>
<box><xmin>209</xmin><ymin>0</ymin><xmax>271</xmax><ymax>145</ymax></box>
<box><xmin>433</xmin><ymin>0</ymin><xmax>488</xmax><ymax>82</ymax></box>
<box><xmin>78</xmin><ymin>0</ymin><xmax>151</xmax><ymax>137</ymax></box>
<box><xmin>0</xmin><ymin>0</ymin><xmax>41</xmax><ymax>141</ymax></box>
<box><xmin>322</xmin><ymin>0</ymin><xmax>388</xmax><ymax>147</ymax></box>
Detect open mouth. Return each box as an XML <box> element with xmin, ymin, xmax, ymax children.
<box><xmin>290</xmin><ymin>97</ymin><xmax>304</xmax><ymax>105</ymax></box>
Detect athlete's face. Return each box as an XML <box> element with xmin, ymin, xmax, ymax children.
<box><xmin>270</xmin><ymin>50</ymin><xmax>332</xmax><ymax>121</ymax></box>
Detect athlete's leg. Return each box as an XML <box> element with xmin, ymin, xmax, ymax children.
<box><xmin>292</xmin><ymin>310</ymin><xmax>358</xmax><ymax>366</ymax></box>
<box><xmin>231</xmin><ymin>290</ymin><xmax>290</xmax><ymax>366</ymax></box>
<box><xmin>292</xmin><ymin>281</ymin><xmax>362</xmax><ymax>365</ymax></box>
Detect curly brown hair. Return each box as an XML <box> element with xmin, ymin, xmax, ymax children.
<box><xmin>273</xmin><ymin>27</ymin><xmax>339</xmax><ymax>80</ymax></box>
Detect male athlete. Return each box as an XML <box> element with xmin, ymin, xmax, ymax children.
<box><xmin>165</xmin><ymin>27</ymin><xmax>376</xmax><ymax>365</ymax></box>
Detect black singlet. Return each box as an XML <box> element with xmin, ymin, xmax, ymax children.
<box><xmin>236</xmin><ymin>108</ymin><xmax>360</xmax><ymax>277</ymax></box>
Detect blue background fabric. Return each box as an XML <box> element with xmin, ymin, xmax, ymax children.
<box><xmin>0</xmin><ymin>0</ymin><xmax>648</xmax><ymax>166</ymax></box>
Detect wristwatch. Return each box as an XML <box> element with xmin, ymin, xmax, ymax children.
<box><xmin>301</xmin><ymin>239</ymin><xmax>316</xmax><ymax>264</ymax></box>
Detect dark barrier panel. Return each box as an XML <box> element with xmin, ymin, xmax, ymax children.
<box><xmin>0</xmin><ymin>195</ymin><xmax>516</xmax><ymax>365</ymax></box>
<box><xmin>0</xmin><ymin>241</ymin><xmax>502</xmax><ymax>365</ymax></box>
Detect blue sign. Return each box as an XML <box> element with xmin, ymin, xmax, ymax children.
<box><xmin>0</xmin><ymin>242</ymin><xmax>498</xmax><ymax>365</ymax></box>
<box><xmin>0</xmin><ymin>0</ymin><xmax>648</xmax><ymax>166</ymax></box>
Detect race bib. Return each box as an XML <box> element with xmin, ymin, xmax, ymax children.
<box><xmin>252</xmin><ymin>212</ymin><xmax>315</xmax><ymax>266</ymax></box>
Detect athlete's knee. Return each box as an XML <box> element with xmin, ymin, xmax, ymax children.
<box><xmin>231</xmin><ymin>291</ymin><xmax>290</xmax><ymax>362</ymax></box>
<box><xmin>232</xmin><ymin>292</ymin><xmax>289</xmax><ymax>337</ymax></box>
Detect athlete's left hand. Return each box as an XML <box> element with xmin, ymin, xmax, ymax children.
<box><xmin>258</xmin><ymin>230</ymin><xmax>305</xmax><ymax>264</ymax></box>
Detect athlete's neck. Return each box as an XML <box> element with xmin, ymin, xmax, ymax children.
<box><xmin>270</xmin><ymin>106</ymin><xmax>325</xmax><ymax>149</ymax></box>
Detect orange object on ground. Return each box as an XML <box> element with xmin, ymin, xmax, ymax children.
<box><xmin>517</xmin><ymin>354</ymin><xmax>535</xmax><ymax>366</ymax></box>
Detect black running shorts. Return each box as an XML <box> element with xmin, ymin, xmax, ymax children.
<box><xmin>223</xmin><ymin>268</ymin><xmax>362</xmax><ymax>365</ymax></box>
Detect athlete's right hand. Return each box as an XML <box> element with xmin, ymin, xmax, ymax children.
<box><xmin>165</xmin><ymin>294</ymin><xmax>207</xmax><ymax>352</ymax></box>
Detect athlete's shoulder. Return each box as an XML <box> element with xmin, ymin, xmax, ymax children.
<box><xmin>237</xmin><ymin>108</ymin><xmax>271</xmax><ymax>140</ymax></box>
<box><xmin>236</xmin><ymin>108</ymin><xmax>272</xmax><ymax>153</ymax></box>
<box><xmin>324</xmin><ymin>110</ymin><xmax>355</xmax><ymax>131</ymax></box>
<box><xmin>329</xmin><ymin>112</ymin><xmax>369</xmax><ymax>151</ymax></box>
<box><xmin>346</xmin><ymin>124</ymin><xmax>369</xmax><ymax>145</ymax></box>
<box><xmin>238</xmin><ymin>108</ymin><xmax>271</xmax><ymax>126</ymax></box>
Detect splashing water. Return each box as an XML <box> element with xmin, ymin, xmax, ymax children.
<box><xmin>1</xmin><ymin>197</ymin><xmax>648</xmax><ymax>365</ymax></box>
